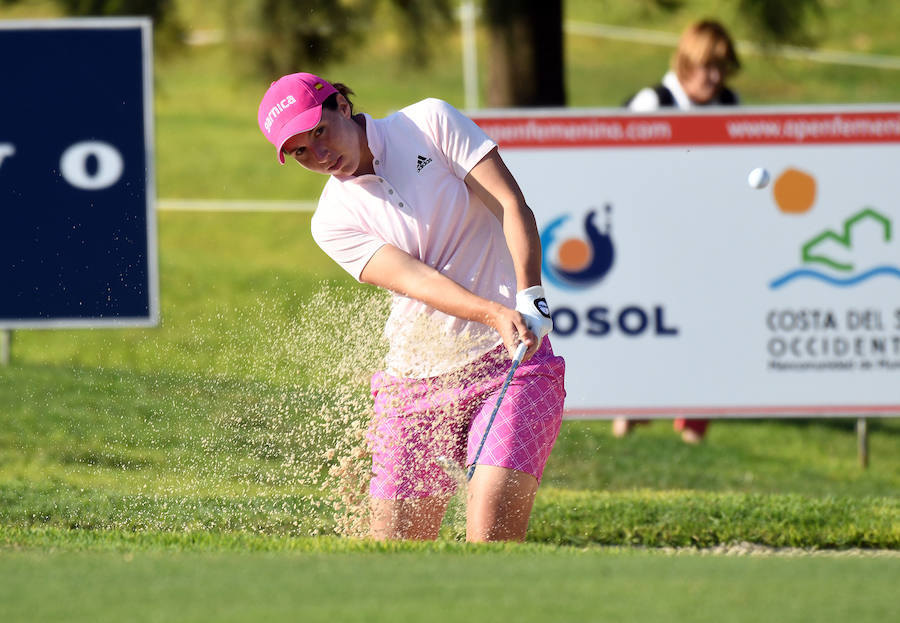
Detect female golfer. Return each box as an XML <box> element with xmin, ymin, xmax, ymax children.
<box><xmin>626</xmin><ymin>19</ymin><xmax>741</xmax><ymax>111</ymax></box>
<box><xmin>257</xmin><ymin>73</ymin><xmax>565</xmax><ymax>542</ymax></box>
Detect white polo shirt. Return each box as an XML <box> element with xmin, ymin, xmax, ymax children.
<box><xmin>311</xmin><ymin>98</ymin><xmax>515</xmax><ymax>378</ymax></box>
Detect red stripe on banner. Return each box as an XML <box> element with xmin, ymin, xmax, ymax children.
<box><xmin>472</xmin><ymin>111</ymin><xmax>900</xmax><ymax>148</ymax></box>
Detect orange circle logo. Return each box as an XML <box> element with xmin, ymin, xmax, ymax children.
<box><xmin>557</xmin><ymin>238</ymin><xmax>592</xmax><ymax>271</ymax></box>
<box><xmin>773</xmin><ymin>168</ymin><xmax>817</xmax><ymax>214</ymax></box>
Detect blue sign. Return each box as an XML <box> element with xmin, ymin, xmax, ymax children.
<box><xmin>0</xmin><ymin>18</ymin><xmax>157</xmax><ymax>327</ymax></box>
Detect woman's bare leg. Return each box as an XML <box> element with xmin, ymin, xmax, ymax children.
<box><xmin>370</xmin><ymin>496</ymin><xmax>451</xmax><ymax>540</ymax></box>
<box><xmin>466</xmin><ymin>465</ymin><xmax>538</xmax><ymax>542</ymax></box>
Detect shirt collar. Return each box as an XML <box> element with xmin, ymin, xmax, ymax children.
<box><xmin>363</xmin><ymin>113</ymin><xmax>384</xmax><ymax>165</ymax></box>
<box><xmin>661</xmin><ymin>71</ymin><xmax>694</xmax><ymax>109</ymax></box>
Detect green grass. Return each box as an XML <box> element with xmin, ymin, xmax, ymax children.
<box><xmin>548</xmin><ymin>418</ymin><xmax>900</xmax><ymax>498</ymax></box>
<box><xmin>1</xmin><ymin>542</ymin><xmax>898</xmax><ymax>623</ymax></box>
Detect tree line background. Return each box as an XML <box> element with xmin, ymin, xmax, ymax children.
<box><xmin>3</xmin><ymin>0</ymin><xmax>826</xmax><ymax>107</ymax></box>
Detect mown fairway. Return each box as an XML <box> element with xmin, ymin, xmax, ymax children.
<box><xmin>2</xmin><ymin>542</ymin><xmax>898</xmax><ymax>623</ymax></box>
<box><xmin>2</xmin><ymin>1</ymin><xmax>900</xmax><ymax>621</ymax></box>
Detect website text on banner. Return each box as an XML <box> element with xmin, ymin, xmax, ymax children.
<box><xmin>472</xmin><ymin>108</ymin><xmax>900</xmax><ymax>419</ymax></box>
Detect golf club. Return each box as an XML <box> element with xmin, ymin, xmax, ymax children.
<box><xmin>437</xmin><ymin>341</ymin><xmax>528</xmax><ymax>484</ymax></box>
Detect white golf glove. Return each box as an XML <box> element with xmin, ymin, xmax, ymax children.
<box><xmin>515</xmin><ymin>285</ymin><xmax>553</xmax><ymax>346</ymax></box>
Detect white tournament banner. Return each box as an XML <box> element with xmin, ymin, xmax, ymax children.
<box><xmin>471</xmin><ymin>106</ymin><xmax>900</xmax><ymax>418</ymax></box>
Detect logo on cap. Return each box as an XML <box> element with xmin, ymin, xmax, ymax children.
<box><xmin>264</xmin><ymin>95</ymin><xmax>298</xmax><ymax>134</ymax></box>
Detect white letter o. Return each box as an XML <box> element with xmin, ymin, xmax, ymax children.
<box><xmin>60</xmin><ymin>141</ymin><xmax>124</xmax><ymax>190</ymax></box>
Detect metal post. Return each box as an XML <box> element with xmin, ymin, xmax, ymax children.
<box><xmin>857</xmin><ymin>417</ymin><xmax>869</xmax><ymax>469</ymax></box>
<box><xmin>460</xmin><ymin>0</ymin><xmax>479</xmax><ymax>110</ymax></box>
<box><xmin>0</xmin><ymin>329</ymin><xmax>10</xmax><ymax>365</ymax></box>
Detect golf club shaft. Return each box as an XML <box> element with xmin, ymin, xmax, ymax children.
<box><xmin>467</xmin><ymin>341</ymin><xmax>528</xmax><ymax>481</ymax></box>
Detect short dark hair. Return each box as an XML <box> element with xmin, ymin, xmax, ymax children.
<box><xmin>323</xmin><ymin>82</ymin><xmax>355</xmax><ymax>114</ymax></box>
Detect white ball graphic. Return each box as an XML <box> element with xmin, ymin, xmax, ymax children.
<box><xmin>748</xmin><ymin>167</ymin><xmax>770</xmax><ymax>189</ymax></box>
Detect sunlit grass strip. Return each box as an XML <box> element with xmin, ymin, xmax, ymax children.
<box><xmin>2</xmin><ymin>485</ymin><xmax>897</xmax><ymax>550</ymax></box>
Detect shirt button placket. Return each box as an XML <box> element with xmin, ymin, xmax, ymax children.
<box><xmin>377</xmin><ymin>177</ymin><xmax>405</xmax><ymax>210</ymax></box>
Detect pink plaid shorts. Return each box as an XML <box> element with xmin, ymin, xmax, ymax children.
<box><xmin>367</xmin><ymin>338</ymin><xmax>566</xmax><ymax>500</ymax></box>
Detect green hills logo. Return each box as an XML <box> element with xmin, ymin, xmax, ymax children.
<box><xmin>771</xmin><ymin>208</ymin><xmax>900</xmax><ymax>288</ymax></box>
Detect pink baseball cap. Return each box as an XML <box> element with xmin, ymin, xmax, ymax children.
<box><xmin>257</xmin><ymin>72</ymin><xmax>338</xmax><ymax>164</ymax></box>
